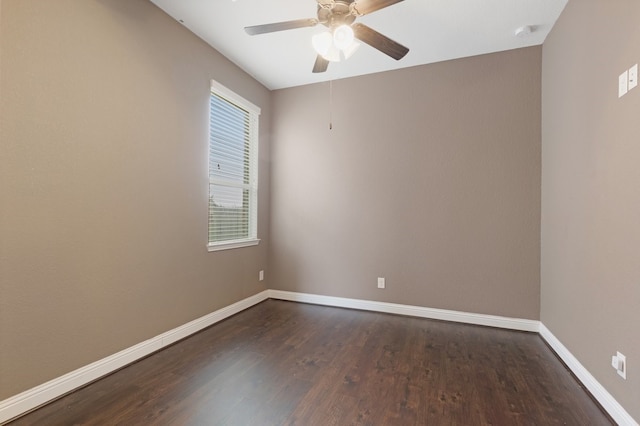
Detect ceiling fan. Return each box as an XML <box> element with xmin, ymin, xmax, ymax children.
<box><xmin>244</xmin><ymin>0</ymin><xmax>409</xmax><ymax>73</ymax></box>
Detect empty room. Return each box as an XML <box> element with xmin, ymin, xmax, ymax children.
<box><xmin>0</xmin><ymin>0</ymin><xmax>638</xmax><ymax>424</ymax></box>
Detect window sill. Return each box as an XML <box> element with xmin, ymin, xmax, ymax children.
<box><xmin>207</xmin><ymin>239</ymin><xmax>260</xmax><ymax>252</ymax></box>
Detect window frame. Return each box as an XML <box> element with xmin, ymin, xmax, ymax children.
<box><xmin>207</xmin><ymin>80</ymin><xmax>261</xmax><ymax>252</ymax></box>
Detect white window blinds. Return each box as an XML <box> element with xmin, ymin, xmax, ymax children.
<box><xmin>208</xmin><ymin>81</ymin><xmax>260</xmax><ymax>251</ymax></box>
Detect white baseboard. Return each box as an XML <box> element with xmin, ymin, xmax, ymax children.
<box><xmin>0</xmin><ymin>290</ymin><xmax>270</xmax><ymax>425</ymax></box>
<box><xmin>539</xmin><ymin>324</ymin><xmax>638</xmax><ymax>426</ymax></box>
<box><xmin>267</xmin><ymin>290</ymin><xmax>540</xmax><ymax>332</ymax></box>
<box><xmin>2</xmin><ymin>290</ymin><xmax>635</xmax><ymax>426</ymax></box>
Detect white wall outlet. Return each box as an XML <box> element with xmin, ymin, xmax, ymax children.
<box><xmin>259</xmin><ymin>270</ymin><xmax>264</xmax><ymax>281</ymax></box>
<box><xmin>611</xmin><ymin>351</ymin><xmax>627</xmax><ymax>379</ymax></box>
<box><xmin>619</xmin><ymin>70</ymin><xmax>629</xmax><ymax>98</ymax></box>
<box><xmin>377</xmin><ymin>277</ymin><xmax>385</xmax><ymax>289</ymax></box>
<box><xmin>629</xmin><ymin>64</ymin><xmax>638</xmax><ymax>91</ymax></box>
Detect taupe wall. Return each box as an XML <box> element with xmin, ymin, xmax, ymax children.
<box><xmin>541</xmin><ymin>0</ymin><xmax>640</xmax><ymax>420</ymax></box>
<box><xmin>0</xmin><ymin>0</ymin><xmax>270</xmax><ymax>399</ymax></box>
<box><xmin>270</xmin><ymin>47</ymin><xmax>541</xmax><ymax>320</ymax></box>
<box><xmin>9</xmin><ymin>0</ymin><xmax>637</xmax><ymax>420</ymax></box>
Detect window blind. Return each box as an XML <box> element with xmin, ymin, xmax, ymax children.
<box><xmin>208</xmin><ymin>81</ymin><xmax>260</xmax><ymax>249</ymax></box>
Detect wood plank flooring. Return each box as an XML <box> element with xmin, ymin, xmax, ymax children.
<box><xmin>8</xmin><ymin>300</ymin><xmax>613</xmax><ymax>425</ymax></box>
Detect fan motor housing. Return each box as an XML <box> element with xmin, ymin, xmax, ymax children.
<box><xmin>317</xmin><ymin>0</ymin><xmax>357</xmax><ymax>28</ymax></box>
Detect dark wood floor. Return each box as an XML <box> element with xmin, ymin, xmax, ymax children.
<box><xmin>9</xmin><ymin>300</ymin><xmax>613</xmax><ymax>425</ymax></box>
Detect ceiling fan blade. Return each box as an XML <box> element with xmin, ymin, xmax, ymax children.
<box><xmin>352</xmin><ymin>0</ymin><xmax>404</xmax><ymax>16</ymax></box>
<box><xmin>312</xmin><ymin>55</ymin><xmax>330</xmax><ymax>73</ymax></box>
<box><xmin>352</xmin><ymin>23</ymin><xmax>409</xmax><ymax>60</ymax></box>
<box><xmin>245</xmin><ymin>18</ymin><xmax>318</xmax><ymax>36</ymax></box>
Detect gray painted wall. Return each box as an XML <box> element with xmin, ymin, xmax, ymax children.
<box><xmin>3</xmin><ymin>0</ymin><xmax>637</xmax><ymax>422</ymax></box>
<box><xmin>541</xmin><ymin>0</ymin><xmax>640</xmax><ymax>421</ymax></box>
<box><xmin>270</xmin><ymin>47</ymin><xmax>542</xmax><ymax>320</ymax></box>
<box><xmin>0</xmin><ymin>0</ymin><xmax>270</xmax><ymax>399</ymax></box>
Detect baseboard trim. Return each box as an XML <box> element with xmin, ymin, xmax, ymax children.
<box><xmin>539</xmin><ymin>324</ymin><xmax>638</xmax><ymax>426</ymax></box>
<box><xmin>0</xmin><ymin>290</ymin><xmax>270</xmax><ymax>425</ymax></box>
<box><xmin>2</xmin><ymin>290</ymin><xmax>635</xmax><ymax>426</ymax></box>
<box><xmin>267</xmin><ymin>290</ymin><xmax>540</xmax><ymax>332</ymax></box>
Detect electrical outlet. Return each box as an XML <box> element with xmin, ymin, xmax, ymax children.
<box><xmin>259</xmin><ymin>270</ymin><xmax>264</xmax><ymax>281</ymax></box>
<box><xmin>611</xmin><ymin>351</ymin><xmax>626</xmax><ymax>379</ymax></box>
<box><xmin>377</xmin><ymin>277</ymin><xmax>385</xmax><ymax>289</ymax></box>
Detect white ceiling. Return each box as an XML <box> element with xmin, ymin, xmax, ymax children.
<box><xmin>150</xmin><ymin>0</ymin><xmax>568</xmax><ymax>90</ymax></box>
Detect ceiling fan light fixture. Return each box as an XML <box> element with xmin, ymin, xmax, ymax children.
<box><xmin>313</xmin><ymin>24</ymin><xmax>357</xmax><ymax>63</ymax></box>
<box><xmin>333</xmin><ymin>24</ymin><xmax>354</xmax><ymax>50</ymax></box>
<box><xmin>312</xmin><ymin>31</ymin><xmax>333</xmax><ymax>56</ymax></box>
<box><xmin>313</xmin><ymin>31</ymin><xmax>343</xmax><ymax>62</ymax></box>
<box><xmin>245</xmin><ymin>0</ymin><xmax>410</xmax><ymax>73</ymax></box>
<box><xmin>342</xmin><ymin>41</ymin><xmax>360</xmax><ymax>60</ymax></box>
<box><xmin>323</xmin><ymin>44</ymin><xmax>342</xmax><ymax>62</ymax></box>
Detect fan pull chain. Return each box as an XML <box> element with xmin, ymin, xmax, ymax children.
<box><xmin>329</xmin><ymin>79</ymin><xmax>333</xmax><ymax>130</ymax></box>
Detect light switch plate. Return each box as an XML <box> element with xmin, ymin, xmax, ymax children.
<box><xmin>629</xmin><ymin>64</ymin><xmax>638</xmax><ymax>90</ymax></box>
<box><xmin>616</xmin><ymin>351</ymin><xmax>627</xmax><ymax>379</ymax></box>
<box><xmin>612</xmin><ymin>351</ymin><xmax>627</xmax><ymax>379</ymax></box>
<box><xmin>619</xmin><ymin>71</ymin><xmax>629</xmax><ymax>98</ymax></box>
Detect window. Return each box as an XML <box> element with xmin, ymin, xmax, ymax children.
<box><xmin>208</xmin><ymin>80</ymin><xmax>260</xmax><ymax>251</ymax></box>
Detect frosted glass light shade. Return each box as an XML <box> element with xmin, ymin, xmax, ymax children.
<box><xmin>313</xmin><ymin>31</ymin><xmax>341</xmax><ymax>62</ymax></box>
<box><xmin>312</xmin><ymin>26</ymin><xmax>358</xmax><ymax>63</ymax></box>
<box><xmin>333</xmin><ymin>25</ymin><xmax>354</xmax><ymax>50</ymax></box>
<box><xmin>342</xmin><ymin>41</ymin><xmax>360</xmax><ymax>59</ymax></box>
<box><xmin>312</xmin><ymin>32</ymin><xmax>333</xmax><ymax>56</ymax></box>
